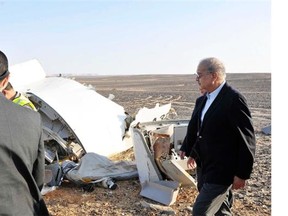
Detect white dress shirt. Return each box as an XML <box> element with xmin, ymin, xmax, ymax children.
<box><xmin>201</xmin><ymin>81</ymin><xmax>226</xmax><ymax>122</ymax></box>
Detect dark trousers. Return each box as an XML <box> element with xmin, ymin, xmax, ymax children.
<box><xmin>192</xmin><ymin>168</ymin><xmax>233</xmax><ymax>215</ymax></box>
<box><xmin>192</xmin><ymin>183</ymin><xmax>233</xmax><ymax>216</ymax></box>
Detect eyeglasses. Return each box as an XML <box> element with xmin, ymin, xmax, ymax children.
<box><xmin>194</xmin><ymin>72</ymin><xmax>210</xmax><ymax>79</ymax></box>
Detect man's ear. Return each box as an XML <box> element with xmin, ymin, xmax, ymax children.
<box><xmin>0</xmin><ymin>75</ymin><xmax>9</xmax><ymax>91</ymax></box>
<box><xmin>211</xmin><ymin>72</ymin><xmax>218</xmax><ymax>82</ymax></box>
<box><xmin>2</xmin><ymin>89</ymin><xmax>7</xmax><ymax>96</ymax></box>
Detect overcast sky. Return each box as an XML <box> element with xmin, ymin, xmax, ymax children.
<box><xmin>1</xmin><ymin>0</ymin><xmax>270</xmax><ymax>75</ymax></box>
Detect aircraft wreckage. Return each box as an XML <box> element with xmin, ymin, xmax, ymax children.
<box><xmin>9</xmin><ymin>59</ymin><xmax>197</xmax><ymax>205</ymax></box>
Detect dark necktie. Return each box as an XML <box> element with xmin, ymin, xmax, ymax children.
<box><xmin>200</xmin><ymin>95</ymin><xmax>208</xmax><ymax>112</ymax></box>
<box><xmin>197</xmin><ymin>96</ymin><xmax>208</xmax><ymax>131</ymax></box>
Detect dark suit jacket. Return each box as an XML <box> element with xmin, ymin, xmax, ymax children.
<box><xmin>0</xmin><ymin>94</ymin><xmax>49</xmax><ymax>215</ymax></box>
<box><xmin>180</xmin><ymin>83</ymin><xmax>256</xmax><ymax>186</ymax></box>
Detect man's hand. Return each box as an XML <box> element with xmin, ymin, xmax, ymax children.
<box><xmin>187</xmin><ymin>157</ymin><xmax>197</xmax><ymax>169</ymax></box>
<box><xmin>232</xmin><ymin>176</ymin><xmax>246</xmax><ymax>190</ymax></box>
<box><xmin>179</xmin><ymin>151</ymin><xmax>186</xmax><ymax>159</ymax></box>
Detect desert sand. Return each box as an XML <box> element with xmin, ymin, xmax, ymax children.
<box><xmin>44</xmin><ymin>73</ymin><xmax>271</xmax><ymax>216</ymax></box>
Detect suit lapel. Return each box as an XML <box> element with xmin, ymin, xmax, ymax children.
<box><xmin>201</xmin><ymin>83</ymin><xmax>229</xmax><ymax>129</ymax></box>
<box><xmin>195</xmin><ymin>95</ymin><xmax>208</xmax><ymax>132</ymax></box>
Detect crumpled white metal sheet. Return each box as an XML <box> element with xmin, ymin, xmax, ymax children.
<box><xmin>9</xmin><ymin>59</ymin><xmax>46</xmax><ymax>91</ymax></box>
<box><xmin>9</xmin><ymin>60</ymin><xmax>129</xmax><ymax>156</ymax></box>
<box><xmin>28</xmin><ymin>77</ymin><xmax>129</xmax><ymax>156</ymax></box>
<box><xmin>9</xmin><ymin>59</ymin><xmax>173</xmax><ymax>157</ymax></box>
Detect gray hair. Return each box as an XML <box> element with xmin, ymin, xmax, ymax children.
<box><xmin>199</xmin><ymin>57</ymin><xmax>226</xmax><ymax>79</ymax></box>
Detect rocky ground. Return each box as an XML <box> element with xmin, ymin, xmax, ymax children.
<box><xmin>44</xmin><ymin>73</ymin><xmax>271</xmax><ymax>215</ymax></box>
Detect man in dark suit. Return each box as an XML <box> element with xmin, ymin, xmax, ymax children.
<box><xmin>180</xmin><ymin>57</ymin><xmax>256</xmax><ymax>215</ymax></box>
<box><xmin>0</xmin><ymin>50</ymin><xmax>49</xmax><ymax>215</ymax></box>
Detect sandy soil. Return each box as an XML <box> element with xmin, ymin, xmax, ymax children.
<box><xmin>44</xmin><ymin>73</ymin><xmax>271</xmax><ymax>216</ymax></box>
